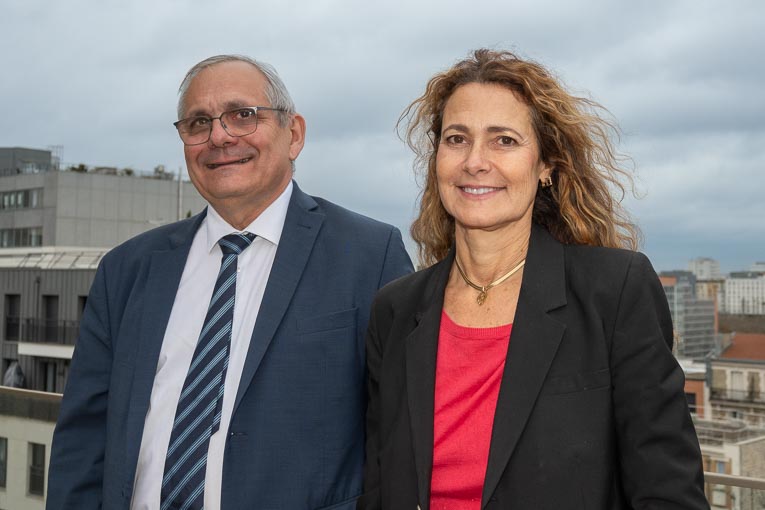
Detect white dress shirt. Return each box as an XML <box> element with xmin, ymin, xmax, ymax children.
<box><xmin>131</xmin><ymin>182</ymin><xmax>293</xmax><ymax>510</ymax></box>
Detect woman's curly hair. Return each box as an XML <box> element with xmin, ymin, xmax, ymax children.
<box><xmin>402</xmin><ymin>49</ymin><xmax>641</xmax><ymax>266</ymax></box>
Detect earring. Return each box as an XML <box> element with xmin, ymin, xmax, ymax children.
<box><xmin>540</xmin><ymin>176</ymin><xmax>553</xmax><ymax>188</ymax></box>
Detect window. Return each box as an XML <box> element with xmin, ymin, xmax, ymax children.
<box><xmin>4</xmin><ymin>294</ymin><xmax>20</xmax><ymax>341</ymax></box>
<box><xmin>0</xmin><ymin>188</ymin><xmax>43</xmax><ymax>211</ymax></box>
<box><xmin>30</xmin><ymin>188</ymin><xmax>41</xmax><ymax>208</ymax></box>
<box><xmin>42</xmin><ymin>295</ymin><xmax>59</xmax><ymax>342</ymax></box>
<box><xmin>28</xmin><ymin>442</ymin><xmax>45</xmax><ymax>496</ymax></box>
<box><xmin>0</xmin><ymin>436</ymin><xmax>7</xmax><ymax>488</ymax></box>
<box><xmin>731</xmin><ymin>371</ymin><xmax>745</xmax><ymax>393</ymax></box>
<box><xmin>0</xmin><ymin>227</ymin><xmax>43</xmax><ymax>248</ymax></box>
<box><xmin>30</xmin><ymin>227</ymin><xmax>42</xmax><ymax>247</ymax></box>
<box><xmin>41</xmin><ymin>361</ymin><xmax>56</xmax><ymax>393</ymax></box>
<box><xmin>685</xmin><ymin>392</ymin><xmax>697</xmax><ymax>415</ymax></box>
<box><xmin>711</xmin><ymin>487</ymin><xmax>726</xmax><ymax>506</ymax></box>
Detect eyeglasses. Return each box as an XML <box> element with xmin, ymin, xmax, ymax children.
<box><xmin>173</xmin><ymin>106</ymin><xmax>287</xmax><ymax>146</ymax></box>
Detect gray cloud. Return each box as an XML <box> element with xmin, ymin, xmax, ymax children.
<box><xmin>1</xmin><ymin>0</ymin><xmax>763</xmax><ymax>273</ymax></box>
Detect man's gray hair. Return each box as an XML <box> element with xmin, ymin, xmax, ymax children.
<box><xmin>177</xmin><ymin>54</ymin><xmax>296</xmax><ymax>127</ymax></box>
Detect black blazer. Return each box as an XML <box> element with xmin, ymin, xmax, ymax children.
<box><xmin>359</xmin><ymin>224</ymin><xmax>708</xmax><ymax>510</ymax></box>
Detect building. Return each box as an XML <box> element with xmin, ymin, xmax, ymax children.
<box><xmin>695</xmin><ymin>418</ymin><xmax>765</xmax><ymax>509</ymax></box>
<box><xmin>708</xmin><ymin>333</ymin><xmax>765</xmax><ymax>427</ymax></box>
<box><xmin>725</xmin><ymin>273</ymin><xmax>765</xmax><ymax>316</ymax></box>
<box><xmin>1</xmin><ymin>147</ymin><xmax>208</xmax><ymax>394</ymax></box>
<box><xmin>1</xmin><ymin>253</ymin><xmax>100</xmax><ymax>393</ymax></box>
<box><xmin>689</xmin><ymin>257</ymin><xmax>723</xmax><ymax>281</ymax></box>
<box><xmin>0</xmin><ymin>386</ymin><xmax>59</xmax><ymax>510</ymax></box>
<box><xmin>693</xmin><ymin>334</ymin><xmax>765</xmax><ymax>509</ymax></box>
<box><xmin>698</xmin><ymin>279</ymin><xmax>726</xmax><ymax>317</ymax></box>
<box><xmin>681</xmin><ymin>358</ymin><xmax>709</xmax><ymax>418</ymax></box>
<box><xmin>0</xmin><ymin>147</ymin><xmax>56</xmax><ymax>177</ymax></box>
<box><xmin>750</xmin><ymin>262</ymin><xmax>765</xmax><ymax>274</ymax></box>
<box><xmin>660</xmin><ymin>271</ymin><xmax>720</xmax><ymax>361</ymax></box>
<box><xmin>0</xmin><ymin>147</ymin><xmax>207</xmax><ymax>249</ymax></box>
<box><xmin>681</xmin><ymin>335</ymin><xmax>765</xmax><ymax>508</ymax></box>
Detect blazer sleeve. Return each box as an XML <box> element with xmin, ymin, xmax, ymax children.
<box><xmin>377</xmin><ymin>227</ymin><xmax>414</xmax><ymax>289</ymax></box>
<box><xmin>47</xmin><ymin>260</ymin><xmax>113</xmax><ymax>510</ymax></box>
<box><xmin>610</xmin><ymin>252</ymin><xmax>709</xmax><ymax>509</ymax></box>
<box><xmin>358</xmin><ymin>296</ymin><xmax>385</xmax><ymax>510</ymax></box>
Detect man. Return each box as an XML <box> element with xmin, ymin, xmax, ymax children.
<box><xmin>47</xmin><ymin>55</ymin><xmax>412</xmax><ymax>510</ymax></box>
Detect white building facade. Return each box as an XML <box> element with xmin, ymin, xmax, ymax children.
<box><xmin>725</xmin><ymin>273</ymin><xmax>765</xmax><ymax>316</ymax></box>
<box><xmin>690</xmin><ymin>257</ymin><xmax>723</xmax><ymax>281</ymax></box>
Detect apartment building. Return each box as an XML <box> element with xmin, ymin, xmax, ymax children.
<box><xmin>725</xmin><ymin>273</ymin><xmax>765</xmax><ymax>316</ymax></box>
<box><xmin>660</xmin><ymin>271</ymin><xmax>720</xmax><ymax>360</ymax></box>
<box><xmin>689</xmin><ymin>257</ymin><xmax>723</xmax><ymax>281</ymax></box>
<box><xmin>0</xmin><ymin>147</ymin><xmax>206</xmax><ymax>249</ymax></box>
<box><xmin>696</xmin><ymin>418</ymin><xmax>765</xmax><ymax>509</ymax></box>
<box><xmin>708</xmin><ymin>333</ymin><xmax>765</xmax><ymax>427</ymax></box>
<box><xmin>0</xmin><ymin>146</ymin><xmax>209</xmax><ymax>394</ymax></box>
<box><xmin>0</xmin><ymin>254</ymin><xmax>99</xmax><ymax>393</ymax></box>
<box><xmin>0</xmin><ymin>386</ymin><xmax>58</xmax><ymax>510</ymax></box>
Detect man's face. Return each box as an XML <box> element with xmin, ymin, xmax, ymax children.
<box><xmin>180</xmin><ymin>61</ymin><xmax>304</xmax><ymax>226</ymax></box>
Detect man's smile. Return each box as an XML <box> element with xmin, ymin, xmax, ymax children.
<box><xmin>206</xmin><ymin>157</ymin><xmax>252</xmax><ymax>169</ymax></box>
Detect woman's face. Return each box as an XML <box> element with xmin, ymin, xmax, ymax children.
<box><xmin>436</xmin><ymin>82</ymin><xmax>551</xmax><ymax>236</ymax></box>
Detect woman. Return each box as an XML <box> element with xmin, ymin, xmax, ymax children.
<box><xmin>359</xmin><ymin>50</ymin><xmax>708</xmax><ymax>509</ymax></box>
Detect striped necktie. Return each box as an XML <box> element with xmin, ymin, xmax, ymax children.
<box><xmin>160</xmin><ymin>232</ymin><xmax>256</xmax><ymax>510</ymax></box>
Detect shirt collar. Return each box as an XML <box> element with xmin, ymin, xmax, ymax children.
<box><xmin>204</xmin><ymin>180</ymin><xmax>293</xmax><ymax>253</ymax></box>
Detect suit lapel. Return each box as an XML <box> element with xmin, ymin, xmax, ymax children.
<box><xmin>125</xmin><ymin>212</ymin><xmax>206</xmax><ymax>466</ymax></box>
<box><xmin>481</xmin><ymin>225</ymin><xmax>567</xmax><ymax>507</ymax></box>
<box><xmin>406</xmin><ymin>252</ymin><xmax>453</xmax><ymax>510</ymax></box>
<box><xmin>232</xmin><ymin>183</ymin><xmax>324</xmax><ymax>415</ymax></box>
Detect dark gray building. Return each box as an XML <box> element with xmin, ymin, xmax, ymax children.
<box><xmin>1</xmin><ymin>257</ymin><xmax>98</xmax><ymax>393</ymax></box>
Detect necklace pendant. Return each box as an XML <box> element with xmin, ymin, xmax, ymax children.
<box><xmin>477</xmin><ymin>290</ymin><xmax>487</xmax><ymax>306</ymax></box>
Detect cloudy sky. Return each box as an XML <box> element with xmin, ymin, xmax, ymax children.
<box><xmin>1</xmin><ymin>0</ymin><xmax>762</xmax><ymax>272</ymax></box>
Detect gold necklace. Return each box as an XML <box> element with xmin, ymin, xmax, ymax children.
<box><xmin>454</xmin><ymin>257</ymin><xmax>526</xmax><ymax>306</ymax></box>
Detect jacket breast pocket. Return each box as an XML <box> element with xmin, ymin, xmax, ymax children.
<box><xmin>296</xmin><ymin>307</ymin><xmax>358</xmax><ymax>335</ymax></box>
<box><xmin>540</xmin><ymin>368</ymin><xmax>610</xmax><ymax>396</ymax></box>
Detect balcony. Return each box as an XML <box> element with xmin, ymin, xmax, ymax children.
<box><xmin>711</xmin><ymin>387</ymin><xmax>765</xmax><ymax>404</ymax></box>
<box><xmin>4</xmin><ymin>315</ymin><xmax>20</xmax><ymax>340</ymax></box>
<box><xmin>0</xmin><ymin>386</ymin><xmax>764</xmax><ymax>506</ymax></box>
<box><xmin>15</xmin><ymin>319</ymin><xmax>78</xmax><ymax>360</ymax></box>
<box><xmin>20</xmin><ymin>318</ymin><xmax>79</xmax><ymax>345</ymax></box>
<box><xmin>705</xmin><ymin>472</ymin><xmax>765</xmax><ymax>509</ymax></box>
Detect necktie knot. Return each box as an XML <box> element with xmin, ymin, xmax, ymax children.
<box><xmin>218</xmin><ymin>232</ymin><xmax>256</xmax><ymax>256</ymax></box>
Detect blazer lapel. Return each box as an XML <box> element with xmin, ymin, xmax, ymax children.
<box><xmin>125</xmin><ymin>212</ymin><xmax>206</xmax><ymax>469</ymax></box>
<box><xmin>232</xmin><ymin>182</ymin><xmax>324</xmax><ymax>415</ymax></box>
<box><xmin>406</xmin><ymin>251</ymin><xmax>453</xmax><ymax>510</ymax></box>
<box><xmin>481</xmin><ymin>225</ymin><xmax>567</xmax><ymax>507</ymax></box>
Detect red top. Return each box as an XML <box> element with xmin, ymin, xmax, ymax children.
<box><xmin>430</xmin><ymin>311</ymin><xmax>512</xmax><ymax>510</ymax></box>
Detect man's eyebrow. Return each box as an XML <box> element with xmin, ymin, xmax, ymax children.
<box><xmin>183</xmin><ymin>101</ymin><xmax>254</xmax><ymax>118</ymax></box>
<box><xmin>221</xmin><ymin>100</ymin><xmax>252</xmax><ymax>111</ymax></box>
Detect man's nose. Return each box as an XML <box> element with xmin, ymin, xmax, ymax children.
<box><xmin>208</xmin><ymin>117</ymin><xmax>236</xmax><ymax>147</ymax></box>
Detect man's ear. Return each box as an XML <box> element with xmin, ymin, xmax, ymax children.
<box><xmin>288</xmin><ymin>113</ymin><xmax>306</xmax><ymax>161</ymax></box>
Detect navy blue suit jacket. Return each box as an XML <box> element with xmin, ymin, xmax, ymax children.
<box><xmin>47</xmin><ymin>182</ymin><xmax>413</xmax><ymax>510</ymax></box>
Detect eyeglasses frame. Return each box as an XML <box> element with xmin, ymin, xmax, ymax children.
<box><xmin>173</xmin><ymin>106</ymin><xmax>288</xmax><ymax>146</ymax></box>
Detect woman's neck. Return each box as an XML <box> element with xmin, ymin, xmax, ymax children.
<box><xmin>454</xmin><ymin>221</ymin><xmax>531</xmax><ymax>285</ymax></box>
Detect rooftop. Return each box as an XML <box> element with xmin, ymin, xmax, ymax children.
<box><xmin>0</xmin><ymin>246</ymin><xmax>108</xmax><ymax>269</ymax></box>
<box><xmin>720</xmin><ymin>333</ymin><xmax>765</xmax><ymax>361</ymax></box>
